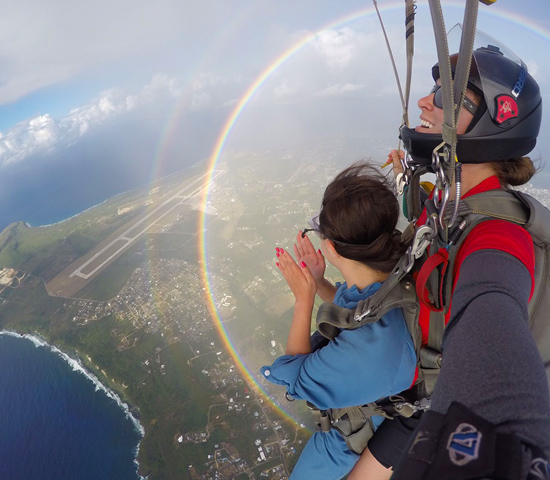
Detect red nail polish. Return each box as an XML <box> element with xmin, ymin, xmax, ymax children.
<box><xmin>300</xmin><ymin>262</ymin><xmax>306</xmax><ymax>268</ymax></box>
<box><xmin>276</xmin><ymin>252</ymin><xmax>280</xmax><ymax>257</ymax></box>
<box><xmin>276</xmin><ymin>262</ymin><xmax>279</xmax><ymax>267</ymax></box>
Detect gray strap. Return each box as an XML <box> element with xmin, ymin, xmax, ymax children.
<box><xmin>453</xmin><ymin>1</ymin><xmax>478</xmax><ymax>126</ymax></box>
<box><xmin>316</xmin><ymin>272</ymin><xmax>418</xmax><ymax>340</ymax></box>
<box><xmin>428</xmin><ymin>310</ymin><xmax>445</xmax><ymax>353</ymax></box>
<box><xmin>404</xmin><ymin>0</ymin><xmax>416</xmax><ymax>125</ymax></box>
<box><xmin>428</xmin><ymin>0</ymin><xmax>455</xmax><ymax>146</ymax></box>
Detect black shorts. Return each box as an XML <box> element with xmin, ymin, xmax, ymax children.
<box><xmin>368</xmin><ymin>412</ymin><xmax>423</xmax><ymax>468</ymax></box>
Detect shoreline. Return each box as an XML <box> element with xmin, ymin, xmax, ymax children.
<box><xmin>0</xmin><ymin>330</ymin><xmax>147</xmax><ymax>479</ymax></box>
<box><xmin>18</xmin><ymin>162</ymin><xmax>208</xmax><ymax>231</ymax></box>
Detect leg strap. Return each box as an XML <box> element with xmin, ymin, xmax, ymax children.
<box><xmin>392</xmin><ymin>401</ymin><xmax>548</xmax><ymax>480</ymax></box>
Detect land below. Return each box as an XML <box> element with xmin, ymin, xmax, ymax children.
<box><xmin>0</xmin><ymin>151</ymin><xmax>337</xmax><ymax>479</ymax></box>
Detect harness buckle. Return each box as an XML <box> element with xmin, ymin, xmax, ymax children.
<box><xmin>396</xmin><ymin>172</ymin><xmax>406</xmax><ymax>195</ymax></box>
<box><xmin>405</xmin><ymin>224</ymin><xmax>435</xmax><ymax>272</ymax></box>
<box><xmin>393</xmin><ymin>397</ymin><xmax>431</xmax><ymax>417</ymax></box>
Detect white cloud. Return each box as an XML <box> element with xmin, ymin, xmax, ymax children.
<box><xmin>0</xmin><ymin>0</ymin><xmax>241</xmax><ymax>106</ymax></box>
<box><xmin>311</xmin><ymin>27</ymin><xmax>372</xmax><ymax>71</ymax></box>
<box><xmin>0</xmin><ymin>114</ymin><xmax>59</xmax><ymax>165</ymax></box>
<box><xmin>0</xmin><ymin>76</ymin><xmax>179</xmax><ymax>166</ymax></box>
<box><xmin>0</xmin><ymin>68</ymin><xmax>244</xmax><ymax>167</ymax></box>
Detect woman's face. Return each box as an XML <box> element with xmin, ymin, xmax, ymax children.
<box><xmin>415</xmin><ymin>79</ymin><xmax>479</xmax><ymax>135</ymax></box>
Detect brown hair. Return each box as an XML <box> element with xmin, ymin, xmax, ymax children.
<box><xmin>491</xmin><ymin>156</ymin><xmax>537</xmax><ymax>187</ymax></box>
<box><xmin>319</xmin><ymin>162</ymin><xmax>406</xmax><ymax>274</ymax></box>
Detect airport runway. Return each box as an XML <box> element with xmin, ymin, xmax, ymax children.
<box><xmin>46</xmin><ymin>170</ymin><xmax>224</xmax><ymax>298</ymax></box>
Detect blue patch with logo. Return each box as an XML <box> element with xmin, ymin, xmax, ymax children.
<box><xmin>446</xmin><ymin>423</ymin><xmax>482</xmax><ymax>466</ymax></box>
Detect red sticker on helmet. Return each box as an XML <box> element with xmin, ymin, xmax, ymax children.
<box><xmin>495</xmin><ymin>95</ymin><xmax>518</xmax><ymax>125</ymax></box>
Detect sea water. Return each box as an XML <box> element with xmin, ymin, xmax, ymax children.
<box><xmin>0</xmin><ymin>333</ymin><xmax>143</xmax><ymax>480</ymax></box>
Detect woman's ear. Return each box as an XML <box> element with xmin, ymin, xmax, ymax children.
<box><xmin>324</xmin><ymin>239</ymin><xmax>340</xmax><ymax>259</ymax></box>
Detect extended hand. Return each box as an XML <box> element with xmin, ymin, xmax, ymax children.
<box><xmin>276</xmin><ymin>248</ymin><xmax>316</xmax><ymax>304</ymax></box>
<box><xmin>294</xmin><ymin>231</ymin><xmax>326</xmax><ymax>286</ymax></box>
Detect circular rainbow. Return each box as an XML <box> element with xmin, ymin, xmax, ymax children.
<box><xmin>197</xmin><ymin>2</ymin><xmax>550</xmax><ymax>423</ymax></box>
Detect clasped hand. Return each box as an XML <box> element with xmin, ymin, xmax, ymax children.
<box><xmin>276</xmin><ymin>247</ymin><xmax>316</xmax><ymax>305</ymax></box>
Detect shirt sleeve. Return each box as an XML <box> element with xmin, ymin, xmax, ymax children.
<box><xmin>261</xmin><ymin>309</ymin><xmax>416</xmax><ymax>410</ymax></box>
<box><xmin>454</xmin><ymin>219</ymin><xmax>535</xmax><ymax>299</ymax></box>
<box><xmin>432</xmin><ymin>249</ymin><xmax>550</xmax><ymax>456</ymax></box>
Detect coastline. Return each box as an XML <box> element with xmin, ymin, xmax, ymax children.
<box><xmin>0</xmin><ymin>330</ymin><xmax>147</xmax><ymax>479</ymax></box>
<box><xmin>28</xmin><ymin>165</ymin><xmax>203</xmax><ymax>230</ymax></box>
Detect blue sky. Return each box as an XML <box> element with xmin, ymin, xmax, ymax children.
<box><xmin>0</xmin><ymin>0</ymin><xmax>548</xmax><ymax>183</ymax></box>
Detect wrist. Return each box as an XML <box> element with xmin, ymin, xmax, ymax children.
<box><xmin>316</xmin><ymin>277</ymin><xmax>327</xmax><ymax>287</ymax></box>
<box><xmin>294</xmin><ymin>298</ymin><xmax>314</xmax><ymax>311</ymax></box>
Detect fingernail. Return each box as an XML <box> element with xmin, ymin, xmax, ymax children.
<box><xmin>300</xmin><ymin>262</ymin><xmax>306</xmax><ymax>268</ymax></box>
<box><xmin>276</xmin><ymin>252</ymin><xmax>279</xmax><ymax>257</ymax></box>
<box><xmin>276</xmin><ymin>262</ymin><xmax>279</xmax><ymax>267</ymax></box>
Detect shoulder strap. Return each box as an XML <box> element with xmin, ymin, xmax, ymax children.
<box><xmin>438</xmin><ymin>189</ymin><xmax>531</xmax><ymax>311</ymax></box>
<box><xmin>316</xmin><ymin>274</ymin><xmax>421</xmax><ymax>354</ymax></box>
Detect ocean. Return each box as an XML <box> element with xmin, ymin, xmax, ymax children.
<box><xmin>0</xmin><ymin>107</ymin><xmax>218</xmax><ymax>232</ymax></box>
<box><xmin>0</xmin><ymin>333</ymin><xmax>143</xmax><ymax>480</ymax></box>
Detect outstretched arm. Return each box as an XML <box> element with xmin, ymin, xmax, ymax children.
<box><xmin>431</xmin><ymin>250</ymin><xmax>550</xmax><ymax>452</ymax></box>
<box><xmin>392</xmin><ymin>249</ymin><xmax>550</xmax><ymax>480</ymax></box>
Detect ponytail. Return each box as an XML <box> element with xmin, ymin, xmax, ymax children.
<box><xmin>491</xmin><ymin>157</ymin><xmax>537</xmax><ymax>187</ymax></box>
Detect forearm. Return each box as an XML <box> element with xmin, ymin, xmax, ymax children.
<box><xmin>316</xmin><ymin>278</ymin><xmax>337</xmax><ymax>303</ymax></box>
<box><xmin>432</xmin><ymin>250</ymin><xmax>550</xmax><ymax>455</ymax></box>
<box><xmin>285</xmin><ymin>300</ymin><xmax>314</xmax><ymax>355</ymax></box>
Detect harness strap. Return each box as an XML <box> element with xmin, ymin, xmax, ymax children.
<box><xmin>404</xmin><ymin>0</ymin><xmax>416</xmax><ymax>127</ymax></box>
<box><xmin>316</xmin><ymin>273</ymin><xmax>419</xmax><ymax>343</ymax></box>
<box><xmin>416</xmin><ymin>247</ymin><xmax>449</xmax><ymax>311</ymax></box>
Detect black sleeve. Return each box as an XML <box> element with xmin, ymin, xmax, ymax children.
<box><xmin>431</xmin><ymin>249</ymin><xmax>550</xmax><ymax>456</ymax></box>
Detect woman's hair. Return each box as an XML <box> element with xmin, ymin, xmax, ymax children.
<box><xmin>319</xmin><ymin>161</ymin><xmax>406</xmax><ymax>274</ymax></box>
<box><xmin>491</xmin><ymin>156</ymin><xmax>538</xmax><ymax>187</ymax></box>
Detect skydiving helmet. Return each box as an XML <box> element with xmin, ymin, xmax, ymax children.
<box><xmin>400</xmin><ymin>30</ymin><xmax>542</xmax><ymax>166</ymax></box>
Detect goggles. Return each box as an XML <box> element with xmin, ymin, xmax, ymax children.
<box><xmin>430</xmin><ymin>84</ymin><xmax>478</xmax><ymax>116</ymax></box>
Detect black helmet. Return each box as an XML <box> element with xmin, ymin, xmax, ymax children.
<box><xmin>401</xmin><ymin>32</ymin><xmax>542</xmax><ymax>166</ymax></box>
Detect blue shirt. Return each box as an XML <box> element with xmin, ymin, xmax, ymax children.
<box><xmin>260</xmin><ymin>282</ymin><xmax>416</xmax><ymax>480</ymax></box>
<box><xmin>261</xmin><ymin>282</ymin><xmax>416</xmax><ymax>411</ymax></box>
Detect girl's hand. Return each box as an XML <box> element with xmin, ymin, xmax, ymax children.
<box><xmin>276</xmin><ymin>248</ymin><xmax>316</xmax><ymax>304</ymax></box>
<box><xmin>294</xmin><ymin>231</ymin><xmax>326</xmax><ymax>286</ymax></box>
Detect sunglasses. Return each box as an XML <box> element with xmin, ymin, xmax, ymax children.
<box><xmin>301</xmin><ymin>214</ymin><xmax>361</xmax><ymax>247</ymax></box>
<box><xmin>430</xmin><ymin>84</ymin><xmax>478</xmax><ymax>116</ymax></box>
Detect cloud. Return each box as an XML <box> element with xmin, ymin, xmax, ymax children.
<box><xmin>0</xmin><ymin>75</ymin><xmax>178</xmax><ymax>166</ymax></box>
<box><xmin>0</xmin><ymin>0</ymin><xmax>242</xmax><ymax>106</ymax></box>
<box><xmin>311</xmin><ymin>27</ymin><xmax>373</xmax><ymax>71</ymax></box>
<box><xmin>0</xmin><ymin>114</ymin><xmax>59</xmax><ymax>165</ymax></box>
<box><xmin>0</xmin><ymin>69</ymin><xmax>244</xmax><ymax>167</ymax></box>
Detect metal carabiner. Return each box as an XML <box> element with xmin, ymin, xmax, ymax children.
<box><xmin>395</xmin><ymin>172</ymin><xmax>406</xmax><ymax>195</ymax></box>
<box><xmin>411</xmin><ymin>225</ymin><xmax>434</xmax><ymax>259</ymax></box>
<box><xmin>405</xmin><ymin>224</ymin><xmax>435</xmax><ymax>272</ymax></box>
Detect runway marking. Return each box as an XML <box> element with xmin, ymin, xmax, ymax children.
<box><xmin>69</xmin><ymin>170</ymin><xmax>224</xmax><ymax>280</ymax></box>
